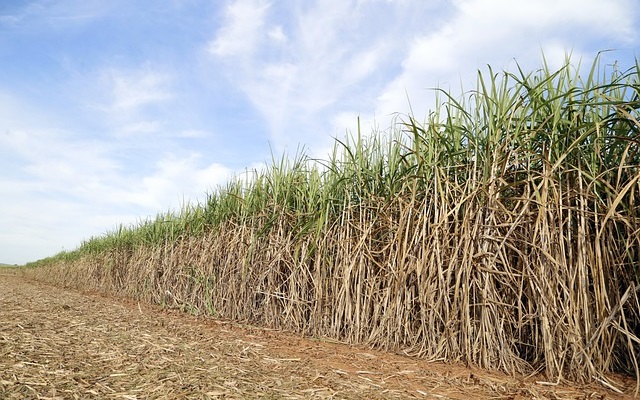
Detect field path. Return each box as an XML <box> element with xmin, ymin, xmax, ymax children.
<box><xmin>0</xmin><ymin>272</ymin><xmax>631</xmax><ymax>399</ymax></box>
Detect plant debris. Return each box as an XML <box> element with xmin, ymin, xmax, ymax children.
<box><xmin>1</xmin><ymin>273</ymin><xmax>632</xmax><ymax>399</ymax></box>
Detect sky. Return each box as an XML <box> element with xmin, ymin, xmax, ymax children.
<box><xmin>1</xmin><ymin>0</ymin><xmax>638</xmax><ymax>265</ymax></box>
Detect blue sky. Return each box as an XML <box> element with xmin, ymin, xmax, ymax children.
<box><xmin>1</xmin><ymin>0</ymin><xmax>638</xmax><ymax>265</ymax></box>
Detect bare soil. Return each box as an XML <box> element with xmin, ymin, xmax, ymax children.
<box><xmin>0</xmin><ymin>272</ymin><xmax>634</xmax><ymax>399</ymax></box>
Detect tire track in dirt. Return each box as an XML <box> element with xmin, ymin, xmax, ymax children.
<box><xmin>0</xmin><ymin>273</ymin><xmax>631</xmax><ymax>399</ymax></box>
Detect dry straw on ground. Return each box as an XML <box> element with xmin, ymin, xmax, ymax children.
<box><xmin>1</xmin><ymin>273</ymin><xmax>631</xmax><ymax>399</ymax></box>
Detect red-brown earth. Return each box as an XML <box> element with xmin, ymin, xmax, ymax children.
<box><xmin>0</xmin><ymin>272</ymin><xmax>635</xmax><ymax>399</ymax></box>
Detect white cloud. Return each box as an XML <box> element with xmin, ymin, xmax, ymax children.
<box><xmin>206</xmin><ymin>0</ymin><xmax>426</xmax><ymax>155</ymax></box>
<box><xmin>341</xmin><ymin>48</ymin><xmax>384</xmax><ymax>85</ymax></box>
<box><xmin>1</xmin><ymin>128</ymin><xmax>120</xmax><ymax>201</ymax></box>
<box><xmin>208</xmin><ymin>0</ymin><xmax>272</xmax><ymax>58</ymax></box>
<box><xmin>267</xmin><ymin>25</ymin><xmax>287</xmax><ymax>44</ymax></box>
<box><xmin>0</xmin><ymin>131</ymin><xmax>235</xmax><ymax>264</ymax></box>
<box><xmin>0</xmin><ymin>125</ymin><xmax>124</xmax><ymax>263</ymax></box>
<box><xmin>0</xmin><ymin>0</ymin><xmax>119</xmax><ymax>31</ymax></box>
<box><xmin>78</xmin><ymin>64</ymin><xmax>176</xmax><ymax>137</ymax></box>
<box><xmin>177</xmin><ymin>129</ymin><xmax>211</xmax><ymax>139</ymax></box>
<box><xmin>3</xmin><ymin>128</ymin><xmax>231</xmax><ymax>212</ymax></box>
<box><xmin>137</xmin><ymin>153</ymin><xmax>234</xmax><ymax>210</ymax></box>
<box><xmin>375</xmin><ymin>0</ymin><xmax>639</xmax><ymax>123</ymax></box>
<box><xmin>205</xmin><ymin>0</ymin><xmax>638</xmax><ymax>160</ymax></box>
<box><xmin>0</xmin><ymin>96</ymin><xmax>234</xmax><ymax>263</ymax></box>
<box><xmin>101</xmin><ymin>66</ymin><xmax>172</xmax><ymax>112</ymax></box>
<box><xmin>121</xmin><ymin>120</ymin><xmax>165</xmax><ymax>134</ymax></box>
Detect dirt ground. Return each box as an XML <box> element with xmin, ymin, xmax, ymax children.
<box><xmin>0</xmin><ymin>272</ymin><xmax>635</xmax><ymax>399</ymax></box>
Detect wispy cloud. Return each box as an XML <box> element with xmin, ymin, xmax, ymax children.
<box><xmin>207</xmin><ymin>0</ymin><xmax>443</xmax><ymax>155</ymax></box>
<box><xmin>2</xmin><ymin>128</ymin><xmax>120</xmax><ymax>203</ymax></box>
<box><xmin>207</xmin><ymin>0</ymin><xmax>638</xmax><ymax>159</ymax></box>
<box><xmin>375</xmin><ymin>0</ymin><xmax>638</xmax><ymax>122</ymax></box>
<box><xmin>95</xmin><ymin>65</ymin><xmax>172</xmax><ymax>115</ymax></box>
<box><xmin>75</xmin><ymin>63</ymin><xmax>176</xmax><ymax>137</ymax></box>
<box><xmin>0</xmin><ymin>89</ymin><xmax>231</xmax><ymax>263</ymax></box>
<box><xmin>3</xmin><ymin>125</ymin><xmax>230</xmax><ymax>212</ymax></box>
<box><xmin>109</xmin><ymin>69</ymin><xmax>172</xmax><ymax>111</ymax></box>
<box><xmin>208</xmin><ymin>0</ymin><xmax>272</xmax><ymax>59</ymax></box>
<box><xmin>136</xmin><ymin>153</ymin><xmax>234</xmax><ymax>210</ymax></box>
<box><xmin>0</xmin><ymin>0</ymin><xmax>117</xmax><ymax>30</ymax></box>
